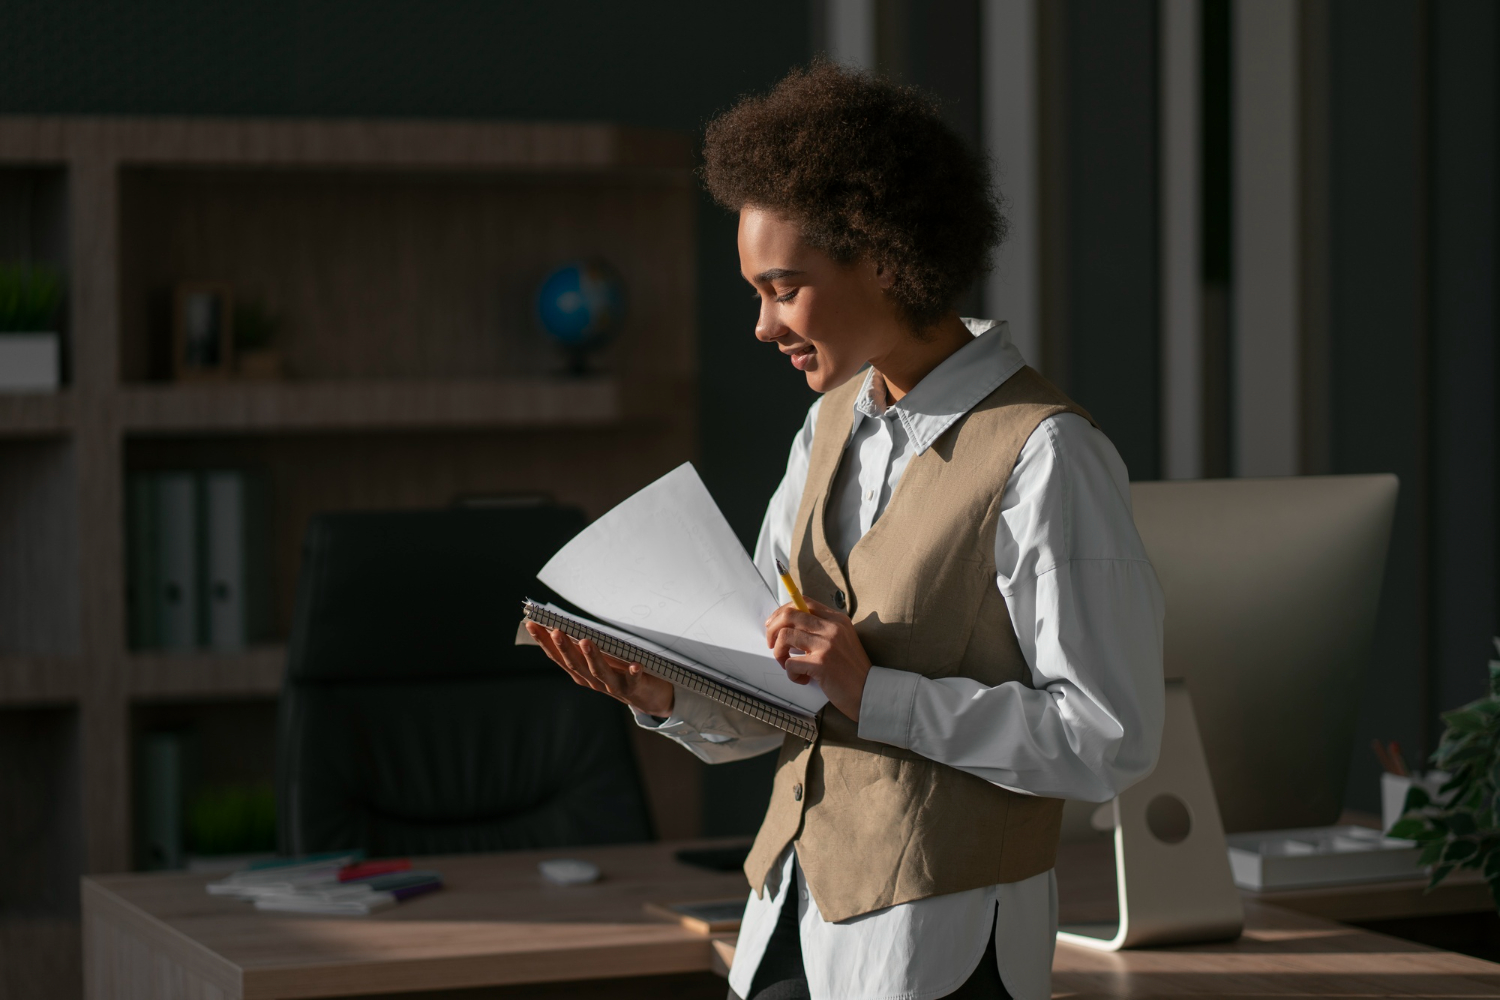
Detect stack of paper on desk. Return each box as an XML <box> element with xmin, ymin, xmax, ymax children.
<box><xmin>523</xmin><ymin>463</ymin><xmax>827</xmax><ymax>741</ymax></box>
<box><xmin>207</xmin><ymin>853</ymin><xmax>443</xmax><ymax>915</ymax></box>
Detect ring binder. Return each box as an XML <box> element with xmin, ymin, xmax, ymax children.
<box><xmin>522</xmin><ymin>599</ymin><xmax>819</xmax><ymax>743</ymax></box>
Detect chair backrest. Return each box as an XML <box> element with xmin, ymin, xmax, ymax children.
<box><xmin>276</xmin><ymin>506</ymin><xmax>654</xmax><ymax>856</ymax></box>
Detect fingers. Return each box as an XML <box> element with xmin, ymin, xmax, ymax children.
<box><xmin>543</xmin><ymin>628</ymin><xmax>610</xmax><ymax>694</ymax></box>
<box><xmin>526</xmin><ymin>622</ymin><xmax>573</xmax><ymax>674</ymax></box>
<box><xmin>765</xmin><ymin>605</ymin><xmax>830</xmax><ymax>648</ymax></box>
<box><xmin>577</xmin><ymin>638</ymin><xmax>632</xmax><ymax>700</ymax></box>
<box><xmin>772</xmin><ymin>626</ymin><xmax>828</xmax><ymax>666</ymax></box>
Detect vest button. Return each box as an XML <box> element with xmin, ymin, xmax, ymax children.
<box><xmin>833</xmin><ymin>590</ymin><xmax>845</xmax><ymax>611</ymax></box>
<box><xmin>793</xmin><ymin>782</ymin><xmax>804</xmax><ymax>802</ymax></box>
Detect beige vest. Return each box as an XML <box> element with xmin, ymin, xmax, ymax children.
<box><xmin>744</xmin><ymin>365</ymin><xmax>1094</xmax><ymax>922</ymax></box>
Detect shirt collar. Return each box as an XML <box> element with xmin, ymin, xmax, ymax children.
<box><xmin>849</xmin><ymin>318</ymin><xmax>1028</xmax><ymax>455</ymax></box>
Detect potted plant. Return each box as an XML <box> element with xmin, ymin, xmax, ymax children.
<box><xmin>1390</xmin><ymin>637</ymin><xmax>1500</xmax><ymax>911</ymax></box>
<box><xmin>0</xmin><ymin>263</ymin><xmax>63</xmax><ymax>392</ymax></box>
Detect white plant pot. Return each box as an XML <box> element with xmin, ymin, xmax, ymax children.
<box><xmin>0</xmin><ymin>333</ymin><xmax>61</xmax><ymax>392</ymax></box>
<box><xmin>1381</xmin><ymin>770</ymin><xmax>1452</xmax><ymax>833</ymax></box>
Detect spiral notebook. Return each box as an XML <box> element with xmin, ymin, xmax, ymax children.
<box><xmin>519</xmin><ymin>463</ymin><xmax>827</xmax><ymax>742</ymax></box>
<box><xmin>522</xmin><ymin>600</ymin><xmax>818</xmax><ymax>741</ymax></box>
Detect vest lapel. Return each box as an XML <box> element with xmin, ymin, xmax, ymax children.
<box><xmin>791</xmin><ymin>378</ymin><xmax>860</xmax><ymax>610</ymax></box>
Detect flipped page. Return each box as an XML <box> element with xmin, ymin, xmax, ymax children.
<box><xmin>538</xmin><ymin>463</ymin><xmax>828</xmax><ymax>716</ymax></box>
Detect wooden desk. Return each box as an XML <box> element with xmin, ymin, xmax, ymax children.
<box><xmin>84</xmin><ymin>839</ymin><xmax>1500</xmax><ymax>1000</ymax></box>
<box><xmin>83</xmin><ymin>840</ymin><xmax>749</xmax><ymax>999</ymax></box>
<box><xmin>1052</xmin><ymin>900</ymin><xmax>1500</xmax><ymax>998</ymax></box>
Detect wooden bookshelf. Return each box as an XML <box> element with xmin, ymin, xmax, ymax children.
<box><xmin>125</xmin><ymin>647</ymin><xmax>286</xmax><ymax>700</ymax></box>
<box><xmin>0</xmin><ymin>391</ymin><xmax>74</xmax><ymax>437</ymax></box>
<box><xmin>116</xmin><ymin>377</ymin><xmax>627</xmax><ymax>433</ymax></box>
<box><xmin>0</xmin><ymin>655</ymin><xmax>83</xmax><ymax>705</ymax></box>
<box><xmin>0</xmin><ymin>116</ymin><xmax>701</xmax><ymax>998</ymax></box>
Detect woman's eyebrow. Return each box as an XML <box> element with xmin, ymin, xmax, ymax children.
<box><xmin>753</xmin><ymin>267</ymin><xmax>806</xmax><ymax>283</ymax></box>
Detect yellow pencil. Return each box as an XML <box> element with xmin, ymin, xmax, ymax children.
<box><xmin>774</xmin><ymin>558</ymin><xmax>810</xmax><ymax>613</ymax></box>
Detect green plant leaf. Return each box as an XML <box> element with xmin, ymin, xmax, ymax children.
<box><xmin>1419</xmin><ymin>839</ymin><xmax>1447</xmax><ymax>866</ymax></box>
<box><xmin>1449</xmin><ymin>811</ymin><xmax>1479</xmax><ymax>836</ymax></box>
<box><xmin>1428</xmin><ymin>863</ymin><xmax>1455</xmax><ymax>891</ymax></box>
<box><xmin>1443</xmin><ymin>709</ymin><xmax>1490</xmax><ymax>735</ymax></box>
<box><xmin>0</xmin><ymin>263</ymin><xmax>63</xmax><ymax>332</ymax></box>
<box><xmin>1442</xmin><ymin>839</ymin><xmax>1479</xmax><ymax>864</ymax></box>
<box><xmin>1388</xmin><ymin>817</ymin><xmax>1428</xmax><ymax>840</ymax></box>
<box><xmin>1403</xmin><ymin>786</ymin><xmax>1432</xmax><ymax>812</ymax></box>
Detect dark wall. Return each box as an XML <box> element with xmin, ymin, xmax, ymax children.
<box><xmin>1428</xmin><ymin>0</ymin><xmax>1498</xmax><ymax>727</ymax></box>
<box><xmin>1060</xmin><ymin>0</ymin><xmax>1161</xmax><ymax>481</ymax></box>
<box><xmin>1328</xmin><ymin>0</ymin><xmax>1430</xmax><ymax>810</ymax></box>
<box><xmin>1328</xmin><ymin>0</ymin><xmax>1500</xmax><ymax>811</ymax></box>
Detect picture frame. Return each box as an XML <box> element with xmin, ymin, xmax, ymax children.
<box><xmin>173</xmin><ymin>283</ymin><xmax>233</xmax><ymax>380</ymax></box>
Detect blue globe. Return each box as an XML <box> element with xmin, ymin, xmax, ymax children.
<box><xmin>536</xmin><ymin>259</ymin><xmax>626</xmax><ymax>362</ymax></box>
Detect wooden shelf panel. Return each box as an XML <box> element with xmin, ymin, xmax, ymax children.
<box><xmin>118</xmin><ymin>378</ymin><xmax>621</xmax><ymax>435</ymax></box>
<box><xmin>0</xmin><ymin>391</ymin><xmax>72</xmax><ymax>437</ymax></box>
<box><xmin>0</xmin><ymin>655</ymin><xmax>81</xmax><ymax>705</ymax></box>
<box><xmin>127</xmin><ymin>646</ymin><xmax>285</xmax><ymax>700</ymax></box>
<box><xmin>0</xmin><ymin>117</ymin><xmax>692</xmax><ymax>172</ymax></box>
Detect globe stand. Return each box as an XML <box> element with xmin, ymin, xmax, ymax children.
<box><xmin>562</xmin><ymin>346</ymin><xmax>602</xmax><ymax>378</ymax></box>
<box><xmin>1057</xmin><ymin>679</ymin><xmax>1244</xmax><ymax>950</ymax></box>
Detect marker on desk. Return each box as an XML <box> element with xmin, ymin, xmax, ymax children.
<box><xmin>774</xmin><ymin>558</ymin><xmax>810</xmax><ymax>613</ymax></box>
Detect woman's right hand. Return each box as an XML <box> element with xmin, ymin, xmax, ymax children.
<box><xmin>524</xmin><ymin>621</ymin><xmax>676</xmax><ymax>718</ymax></box>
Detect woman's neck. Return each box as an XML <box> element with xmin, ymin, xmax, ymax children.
<box><xmin>870</xmin><ymin>313</ymin><xmax>974</xmax><ymax>403</ymax></box>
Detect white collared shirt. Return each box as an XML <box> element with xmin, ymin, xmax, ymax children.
<box><xmin>637</xmin><ymin>320</ymin><xmax>1165</xmax><ymax>1000</ymax></box>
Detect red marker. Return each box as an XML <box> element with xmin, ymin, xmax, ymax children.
<box><xmin>339</xmin><ymin>858</ymin><xmax>412</xmax><ymax>882</ymax></box>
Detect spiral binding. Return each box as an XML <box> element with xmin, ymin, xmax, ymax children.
<box><xmin>523</xmin><ymin>600</ymin><xmax>818</xmax><ymax>743</ymax></box>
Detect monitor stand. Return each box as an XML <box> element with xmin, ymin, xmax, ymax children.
<box><xmin>1057</xmin><ymin>679</ymin><xmax>1244</xmax><ymax>950</ymax></box>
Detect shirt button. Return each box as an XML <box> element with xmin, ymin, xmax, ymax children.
<box><xmin>833</xmin><ymin>590</ymin><xmax>845</xmax><ymax>610</ymax></box>
<box><xmin>865</xmin><ymin>489</ymin><xmax>875</xmax><ymax>501</ymax></box>
<box><xmin>793</xmin><ymin>782</ymin><xmax>804</xmax><ymax>802</ymax></box>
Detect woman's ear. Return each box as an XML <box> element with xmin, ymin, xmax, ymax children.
<box><xmin>870</xmin><ymin>260</ymin><xmax>896</xmax><ymax>290</ymax></box>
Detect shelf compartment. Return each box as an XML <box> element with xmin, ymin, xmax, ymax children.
<box><xmin>118</xmin><ymin>377</ymin><xmax>621</xmax><ymax>434</ymax></box>
<box><xmin>0</xmin><ymin>706</ymin><xmax>82</xmax><ymax>915</ymax></box>
<box><xmin>0</xmin><ymin>166</ymin><xmax>70</xmax><ymax>394</ymax></box>
<box><xmin>0</xmin><ymin>440</ymin><xmax>80</xmax><ymax>656</ymax></box>
<box><xmin>127</xmin><ymin>646</ymin><xmax>285</xmax><ymax>700</ymax></box>
<box><xmin>117</xmin><ymin>166</ymin><xmax>694</xmax><ymax>384</ymax></box>
<box><xmin>125</xmin><ymin>421</ymin><xmax>693</xmax><ymax>640</ymax></box>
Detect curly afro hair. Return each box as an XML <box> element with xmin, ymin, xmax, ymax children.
<box><xmin>702</xmin><ymin>60</ymin><xmax>1004</xmax><ymax>331</ymax></box>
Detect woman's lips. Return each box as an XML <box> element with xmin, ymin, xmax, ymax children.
<box><xmin>789</xmin><ymin>345</ymin><xmax>816</xmax><ymax>371</ymax></box>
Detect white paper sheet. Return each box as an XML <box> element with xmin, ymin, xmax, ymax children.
<box><xmin>538</xmin><ymin>463</ymin><xmax>828</xmax><ymax>714</ymax></box>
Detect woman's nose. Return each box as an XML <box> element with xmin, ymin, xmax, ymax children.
<box><xmin>755</xmin><ymin>305</ymin><xmax>787</xmax><ymax>343</ymax></box>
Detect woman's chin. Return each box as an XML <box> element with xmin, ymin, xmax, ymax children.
<box><xmin>805</xmin><ymin>364</ymin><xmax>854</xmax><ymax>393</ymax></box>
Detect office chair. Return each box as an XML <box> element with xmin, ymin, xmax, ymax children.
<box><xmin>276</xmin><ymin>505</ymin><xmax>654</xmax><ymax>856</ymax></box>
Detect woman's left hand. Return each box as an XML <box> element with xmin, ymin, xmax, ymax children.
<box><xmin>765</xmin><ymin>598</ymin><xmax>872</xmax><ymax>721</ymax></box>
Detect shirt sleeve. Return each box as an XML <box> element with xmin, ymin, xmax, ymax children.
<box><xmin>856</xmin><ymin>412</ymin><xmax>1165</xmax><ymax>802</ymax></box>
<box><xmin>632</xmin><ymin>396</ymin><xmax>825</xmax><ymax>763</ymax></box>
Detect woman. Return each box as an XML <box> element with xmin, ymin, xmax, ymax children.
<box><xmin>525</xmin><ymin>63</ymin><xmax>1164</xmax><ymax>1000</ymax></box>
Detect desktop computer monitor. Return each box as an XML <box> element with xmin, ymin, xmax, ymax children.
<box><xmin>1128</xmin><ymin>474</ymin><xmax>1399</xmax><ymax>834</ymax></box>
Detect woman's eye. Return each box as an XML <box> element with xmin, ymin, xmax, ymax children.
<box><xmin>775</xmin><ymin>289</ymin><xmax>799</xmax><ymax>304</ymax></box>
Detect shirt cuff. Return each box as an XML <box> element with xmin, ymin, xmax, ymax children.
<box><xmin>630</xmin><ymin>686</ymin><xmax>731</xmax><ymax>740</ymax></box>
<box><xmin>857</xmin><ymin>666</ymin><xmax>921</xmax><ymax>749</ymax></box>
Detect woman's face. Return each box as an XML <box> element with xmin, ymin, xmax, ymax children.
<box><xmin>738</xmin><ymin>206</ymin><xmax>903</xmax><ymax>393</ymax></box>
